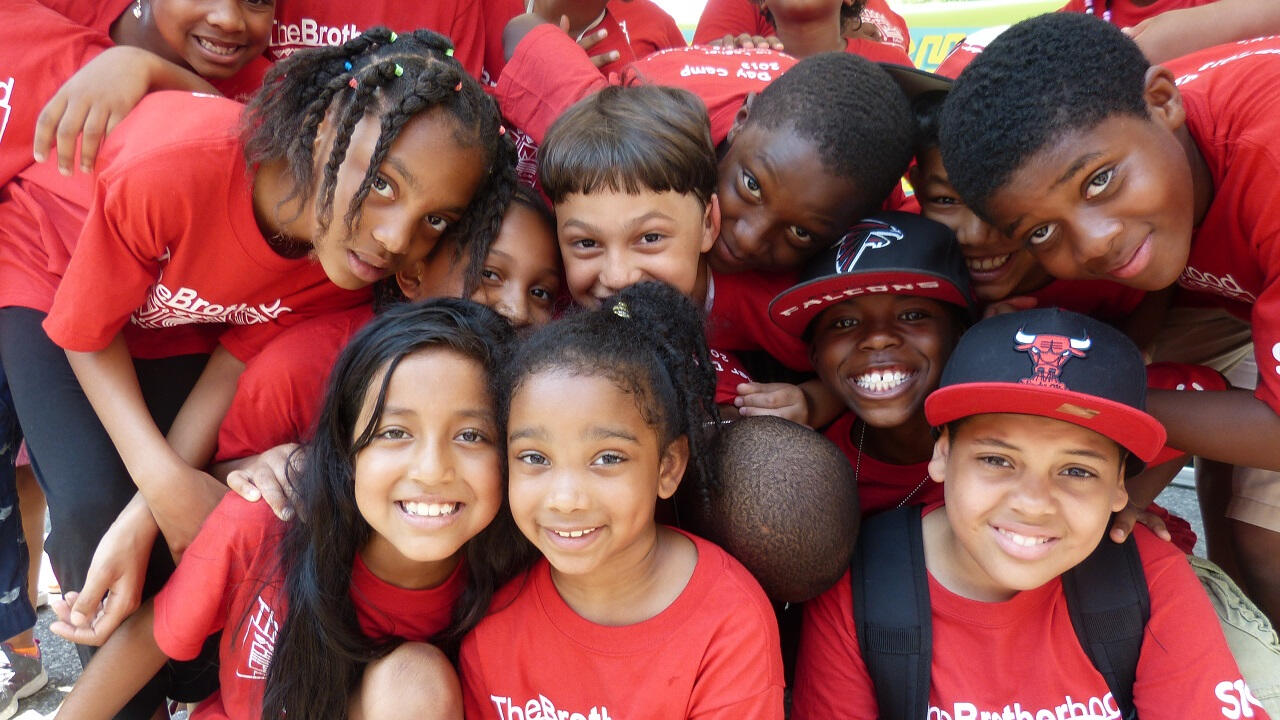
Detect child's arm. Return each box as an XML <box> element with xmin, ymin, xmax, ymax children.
<box><xmin>54</xmin><ymin>599</ymin><xmax>168</xmax><ymax>720</ymax></box>
<box><xmin>218</xmin><ymin>443</ymin><xmax>305</xmax><ymax>521</ymax></box>
<box><xmin>66</xmin><ymin>337</ymin><xmax>240</xmax><ymax>556</ymax></box>
<box><xmin>1146</xmin><ymin>390</ymin><xmax>1280</xmax><ymax>470</ymax></box>
<box><xmin>734</xmin><ymin>379</ymin><xmax>844</xmax><ymax>429</ymax></box>
<box><xmin>1124</xmin><ymin>0</ymin><xmax>1280</xmax><ymax>64</ymax></box>
<box><xmin>32</xmin><ymin>46</ymin><xmax>219</xmax><ymax>176</ymax></box>
<box><xmin>497</xmin><ymin>17</ymin><xmax>611</xmax><ymax>144</ymax></box>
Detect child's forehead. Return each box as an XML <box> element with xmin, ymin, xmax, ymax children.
<box><xmin>556</xmin><ymin>188</ymin><xmax>706</xmax><ymax>225</ymax></box>
<box><xmin>949</xmin><ymin>412</ymin><xmax>1122</xmax><ymax>456</ymax></box>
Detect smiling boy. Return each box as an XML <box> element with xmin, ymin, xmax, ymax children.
<box><xmin>793</xmin><ymin>308</ymin><xmax>1268</xmax><ymax>719</ymax></box>
<box><xmin>937</xmin><ymin>14</ymin><xmax>1280</xmax><ymax>621</ymax></box>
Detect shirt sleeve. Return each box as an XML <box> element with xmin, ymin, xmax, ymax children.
<box><xmin>791</xmin><ymin>571</ymin><xmax>879</xmax><ymax>720</ymax></box>
<box><xmin>42</xmin><ymin>164</ymin><xmax>167</xmax><ymax>352</ymax></box>
<box><xmin>1133</xmin><ymin>529</ymin><xmax>1271</xmax><ymax>719</ymax></box>
<box><xmin>493</xmin><ymin>23</ymin><xmax>613</xmax><ymax>145</ymax></box>
<box><xmin>153</xmin><ymin>495</ymin><xmax>271</xmax><ymax>660</ymax></box>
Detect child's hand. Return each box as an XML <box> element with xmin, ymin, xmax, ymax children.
<box><xmin>1109</xmin><ymin>501</ymin><xmax>1173</xmax><ymax>544</ymax></box>
<box><xmin>33</xmin><ymin>46</ymin><xmax>217</xmax><ymax>175</ymax></box>
<box><xmin>50</xmin><ymin>498</ymin><xmax>157</xmax><ymax>646</ymax></box>
<box><xmin>734</xmin><ymin>382</ymin><xmax>810</xmax><ymax>426</ymax></box>
<box><xmin>226</xmin><ymin>443</ymin><xmax>303</xmax><ymax>521</ymax></box>
<box><xmin>576</xmin><ymin>26</ymin><xmax>621</xmax><ymax>68</ymax></box>
<box><xmin>705</xmin><ymin>33</ymin><xmax>785</xmax><ymax>52</ymax></box>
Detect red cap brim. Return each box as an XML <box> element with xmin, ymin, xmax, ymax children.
<box><xmin>924</xmin><ymin>382</ymin><xmax>1166</xmax><ymax>462</ymax></box>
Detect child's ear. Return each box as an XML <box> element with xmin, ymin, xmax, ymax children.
<box><xmin>1142</xmin><ymin>65</ymin><xmax>1186</xmax><ymax>133</ymax></box>
<box><xmin>928</xmin><ymin>427</ymin><xmax>951</xmax><ymax>484</ymax></box>
<box><xmin>395</xmin><ymin>262</ymin><xmax>426</xmax><ymax>301</ymax></box>
<box><xmin>701</xmin><ymin>194</ymin><xmax>721</xmax><ymax>254</ymax></box>
<box><xmin>1109</xmin><ymin>458</ymin><xmax>1130</xmax><ymax>513</ymax></box>
<box><xmin>657</xmin><ymin>435</ymin><xmax>691</xmax><ymax>500</ymax></box>
<box><xmin>726</xmin><ymin>93</ymin><xmax>756</xmax><ymax>146</ymax></box>
<box><xmin>907</xmin><ymin>162</ymin><xmax>924</xmax><ymax>193</ymax></box>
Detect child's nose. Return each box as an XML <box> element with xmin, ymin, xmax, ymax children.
<box><xmin>856</xmin><ymin>320</ymin><xmax>902</xmax><ymax>351</ymax></box>
<box><xmin>372</xmin><ymin>217</ymin><xmax>419</xmax><ymax>260</ymax></box>
<box><xmin>408</xmin><ymin>439</ymin><xmax>450</xmax><ymax>485</ymax></box>
<box><xmin>494</xmin><ymin>287</ymin><xmax>530</xmax><ymax>329</ymax></box>
<box><xmin>1072</xmin><ymin>213</ymin><xmax>1124</xmax><ymax>269</ymax></box>
<box><xmin>545</xmin><ymin>471</ymin><xmax>589</xmax><ymax>514</ymax></box>
<box><xmin>206</xmin><ymin>0</ymin><xmax>248</xmax><ymax>33</ymax></box>
<box><xmin>732</xmin><ymin>213</ymin><xmax>770</xmax><ymax>260</ymax></box>
<box><xmin>598</xmin><ymin>252</ymin><xmax>639</xmax><ymax>294</ymax></box>
<box><xmin>1007</xmin><ymin>470</ymin><xmax>1056</xmax><ymax>516</ymax></box>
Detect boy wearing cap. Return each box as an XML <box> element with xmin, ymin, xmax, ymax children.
<box><xmin>771</xmin><ymin>211</ymin><xmax>977</xmax><ymax>514</ymax></box>
<box><xmin>792</xmin><ymin>307</ymin><xmax>1267</xmax><ymax>719</ymax></box>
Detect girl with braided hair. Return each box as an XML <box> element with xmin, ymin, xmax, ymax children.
<box><xmin>459</xmin><ymin>281</ymin><xmax>785</xmax><ymax>719</ymax></box>
<box><xmin>0</xmin><ymin>27</ymin><xmax>513</xmax><ymax>718</ymax></box>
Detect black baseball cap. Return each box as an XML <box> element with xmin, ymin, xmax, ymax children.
<box><xmin>879</xmin><ymin>62</ymin><xmax>952</xmax><ymax>100</ymax></box>
<box><xmin>769</xmin><ymin>211</ymin><xmax>975</xmax><ymax>337</ymax></box>
<box><xmin>924</xmin><ymin>308</ymin><xmax>1166</xmax><ymax>467</ymax></box>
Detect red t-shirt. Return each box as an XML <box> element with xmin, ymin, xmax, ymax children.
<box><xmin>479</xmin><ymin>0</ymin><xmax>522</xmax><ymax>89</ymax></box>
<box><xmin>793</xmin><ymin>520</ymin><xmax>1266</xmax><ymax>719</ymax></box>
<box><xmin>1019</xmin><ymin>278</ymin><xmax>1147</xmax><ymax>325</ymax></box>
<box><xmin>41</xmin><ymin>91</ymin><xmax>369</xmax><ymax>361</ymax></box>
<box><xmin>265</xmin><ymin>0</ymin><xmax>483</xmax><ymax>79</ymax></box>
<box><xmin>215</xmin><ymin>304</ymin><xmax>374</xmax><ymax>462</ymax></box>
<box><xmin>459</xmin><ymin>529</ymin><xmax>785</xmax><ymax>720</ymax></box>
<box><xmin>822</xmin><ymin>412</ymin><xmax>943</xmax><ymax>515</ymax></box>
<box><xmin>711</xmin><ymin>346</ymin><xmax>754</xmax><ymax>406</ymax></box>
<box><xmin>708</xmin><ymin>269</ymin><xmax>811</xmax><ymax>372</ymax></box>
<box><xmin>496</xmin><ymin>23</ymin><xmax>797</xmax><ymax>149</ymax></box>
<box><xmin>154</xmin><ymin>494</ymin><xmax>465</xmax><ymax>720</ymax></box>
<box><xmin>609</xmin><ymin>0</ymin><xmax>687</xmax><ymax>59</ymax></box>
<box><xmin>692</xmin><ymin>0</ymin><xmax>911</xmax><ymax>54</ymax></box>
<box><xmin>1159</xmin><ymin>37</ymin><xmax>1280</xmax><ymax>414</ymax></box>
<box><xmin>1057</xmin><ymin>0</ymin><xmax>1213</xmax><ymax>28</ymax></box>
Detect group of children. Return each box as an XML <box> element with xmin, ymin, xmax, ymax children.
<box><xmin>3</xmin><ymin>0</ymin><xmax>1280</xmax><ymax>717</ymax></box>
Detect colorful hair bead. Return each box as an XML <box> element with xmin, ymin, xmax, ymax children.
<box><xmin>394</xmin><ymin>64</ymin><xmax>404</xmax><ymax>77</ymax></box>
<box><xmin>445</xmin><ymin>47</ymin><xmax>454</xmax><ymax>57</ymax></box>
<box><xmin>344</xmin><ymin>61</ymin><xmax>352</xmax><ymax>71</ymax></box>
<box><xmin>389</xmin><ymin>31</ymin><xmax>398</xmax><ymax>43</ymax></box>
<box><xmin>348</xmin><ymin>77</ymin><xmax>358</xmax><ymax>88</ymax></box>
<box><xmin>454</xmin><ymin>81</ymin><xmax>463</xmax><ymax>92</ymax></box>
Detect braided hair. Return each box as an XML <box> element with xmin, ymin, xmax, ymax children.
<box><xmin>498</xmin><ymin>282</ymin><xmax>721</xmax><ymax>510</ymax></box>
<box><xmin>242</xmin><ymin>26</ymin><xmax>515</xmax><ymax>256</ymax></box>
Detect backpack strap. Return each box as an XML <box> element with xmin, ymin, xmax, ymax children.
<box><xmin>1061</xmin><ymin>535</ymin><xmax>1149</xmax><ymax>720</ymax></box>
<box><xmin>851</xmin><ymin>506</ymin><xmax>932</xmax><ymax>720</ymax></box>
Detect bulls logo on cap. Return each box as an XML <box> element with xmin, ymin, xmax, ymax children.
<box><xmin>1013</xmin><ymin>328</ymin><xmax>1091</xmax><ymax>390</ymax></box>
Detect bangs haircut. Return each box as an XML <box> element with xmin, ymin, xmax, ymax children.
<box><xmin>538</xmin><ymin>85</ymin><xmax>717</xmax><ymax>207</ymax></box>
<box><xmin>938</xmin><ymin>13</ymin><xmax>1150</xmax><ymax>219</ymax></box>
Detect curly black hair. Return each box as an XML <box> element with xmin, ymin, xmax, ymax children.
<box><xmin>747</xmin><ymin>52</ymin><xmax>914</xmax><ymax>217</ymax></box>
<box><xmin>938</xmin><ymin>13</ymin><xmax>1149</xmax><ymax>219</ymax></box>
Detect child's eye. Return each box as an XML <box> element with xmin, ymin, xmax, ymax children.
<box><xmin>1062</xmin><ymin>466</ymin><xmax>1098</xmax><ymax>479</ymax></box>
<box><xmin>530</xmin><ymin>286</ymin><xmax>554</xmax><ymax>302</ymax></box>
<box><xmin>1084</xmin><ymin>168</ymin><xmax>1114</xmax><ymax>199</ymax></box>
<box><xmin>517</xmin><ymin>450</ymin><xmax>549</xmax><ymax>466</ymax></box>
<box><xmin>832</xmin><ymin>316</ymin><xmax>857</xmax><ymax>330</ymax></box>
<box><xmin>927</xmin><ymin>194</ymin><xmax>959</xmax><ymax>207</ymax></box>
<box><xmin>741</xmin><ymin>169</ymin><xmax>762</xmax><ymax>199</ymax></box>
<box><xmin>371</xmin><ymin>174</ymin><xmax>394</xmax><ymax>199</ymax></box>
<box><xmin>1026</xmin><ymin>223</ymin><xmax>1057</xmax><ymax>247</ymax></box>
<box><xmin>979</xmin><ymin>454</ymin><xmax>1012</xmax><ymax>468</ymax></box>
<box><xmin>571</xmin><ymin>238</ymin><xmax>599</xmax><ymax>251</ymax></box>
<box><xmin>480</xmin><ymin>268</ymin><xmax>501</xmax><ymax>283</ymax></box>
<box><xmin>456</xmin><ymin>428</ymin><xmax>488</xmax><ymax>444</ymax></box>
<box><xmin>591</xmin><ymin>452</ymin><xmax>626</xmax><ymax>466</ymax></box>
<box><xmin>425</xmin><ymin>214</ymin><xmax>449</xmax><ymax>232</ymax></box>
<box><xmin>789</xmin><ymin>225</ymin><xmax>814</xmax><ymax>245</ymax></box>
<box><xmin>639</xmin><ymin>232</ymin><xmax>664</xmax><ymax>244</ymax></box>
<box><xmin>376</xmin><ymin>427</ymin><xmax>409</xmax><ymax>440</ymax></box>
<box><xmin>899</xmin><ymin>309</ymin><xmax>929</xmax><ymax>321</ymax></box>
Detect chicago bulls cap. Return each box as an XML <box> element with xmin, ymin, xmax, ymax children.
<box><xmin>924</xmin><ymin>308</ymin><xmax>1166</xmax><ymax>466</ymax></box>
<box><xmin>769</xmin><ymin>211</ymin><xmax>975</xmax><ymax>337</ymax></box>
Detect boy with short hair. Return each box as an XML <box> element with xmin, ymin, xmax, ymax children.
<box><xmin>793</xmin><ymin>307</ymin><xmax>1268</xmax><ymax>719</ymax></box>
<box><xmin>937</xmin><ymin>12</ymin><xmax>1280</xmax><ymax>618</ymax></box>
<box><xmin>540</xmin><ymin>83</ymin><xmax>854</xmax><ymax>426</ymax></box>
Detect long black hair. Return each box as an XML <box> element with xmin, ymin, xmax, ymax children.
<box><xmin>498</xmin><ymin>282</ymin><xmax>721</xmax><ymax>510</ymax></box>
<box><xmin>258</xmin><ymin>298</ymin><xmax>531</xmax><ymax>719</ymax></box>
<box><xmin>242</xmin><ymin>26</ymin><xmax>515</xmax><ymax>257</ymax></box>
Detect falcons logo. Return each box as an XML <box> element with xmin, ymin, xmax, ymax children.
<box><xmin>836</xmin><ymin>220</ymin><xmax>904</xmax><ymax>272</ymax></box>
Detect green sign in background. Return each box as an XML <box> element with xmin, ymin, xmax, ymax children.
<box><xmin>896</xmin><ymin>0</ymin><xmax>1062</xmax><ymax>69</ymax></box>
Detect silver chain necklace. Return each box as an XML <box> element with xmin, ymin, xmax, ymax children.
<box><xmin>854</xmin><ymin>420</ymin><xmax>930</xmax><ymax>509</ymax></box>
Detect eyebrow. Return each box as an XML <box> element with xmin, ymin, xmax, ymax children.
<box><xmin>1000</xmin><ymin>151</ymin><xmax>1105</xmax><ymax>238</ymax></box>
<box><xmin>508</xmin><ymin>427</ymin><xmax>547</xmax><ymax>443</ymax></box>
<box><xmin>586</xmin><ymin>425</ymin><xmax>639</xmax><ymax>443</ymax></box>
<box><xmin>972</xmin><ymin>436</ymin><xmax>1111</xmax><ymax>461</ymax></box>
<box><xmin>385</xmin><ymin>157</ymin><xmax>420</xmax><ymax>192</ymax></box>
<box><xmin>560</xmin><ymin>210</ymin><xmax>676</xmax><ymax>236</ymax></box>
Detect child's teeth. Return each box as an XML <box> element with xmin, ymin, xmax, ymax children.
<box><xmin>196</xmin><ymin>37</ymin><xmax>238</xmax><ymax>56</ymax></box>
<box><xmin>553</xmin><ymin>528</ymin><xmax>597</xmax><ymax>539</ymax></box>
<box><xmin>402</xmin><ymin>501</ymin><xmax>457</xmax><ymax>517</ymax></box>
<box><xmin>855</xmin><ymin>369</ymin><xmax>914</xmax><ymax>392</ymax></box>
<box><xmin>999</xmin><ymin>527</ymin><xmax>1051</xmax><ymax>547</ymax></box>
<box><xmin>967</xmin><ymin>254</ymin><xmax>1011</xmax><ymax>272</ymax></box>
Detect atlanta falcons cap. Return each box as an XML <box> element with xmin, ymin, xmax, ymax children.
<box><xmin>769</xmin><ymin>211</ymin><xmax>975</xmax><ymax>337</ymax></box>
<box><xmin>924</xmin><ymin>308</ymin><xmax>1166</xmax><ymax>466</ymax></box>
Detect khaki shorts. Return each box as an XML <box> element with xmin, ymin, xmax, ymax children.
<box><xmin>1191</xmin><ymin>555</ymin><xmax>1280</xmax><ymax>718</ymax></box>
<box><xmin>1230</xmin><ymin>467</ymin><xmax>1280</xmax><ymax>533</ymax></box>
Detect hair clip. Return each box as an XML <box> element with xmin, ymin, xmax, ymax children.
<box><xmin>389</xmin><ymin>31</ymin><xmax>398</xmax><ymax>43</ymax></box>
<box><xmin>343</xmin><ymin>61</ymin><xmax>352</xmax><ymax>71</ymax></box>
<box><xmin>498</xmin><ymin>125</ymin><xmax>507</xmax><ymax>136</ymax></box>
<box><xmin>394</xmin><ymin>63</ymin><xmax>404</xmax><ymax>77</ymax></box>
<box><xmin>348</xmin><ymin>77</ymin><xmax>358</xmax><ymax>89</ymax></box>
<box><xmin>612</xmin><ymin>301</ymin><xmax>630</xmax><ymax>319</ymax></box>
<box><xmin>445</xmin><ymin>47</ymin><xmax>455</xmax><ymax>57</ymax></box>
<box><xmin>453</xmin><ymin>81</ymin><xmax>463</xmax><ymax>92</ymax></box>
